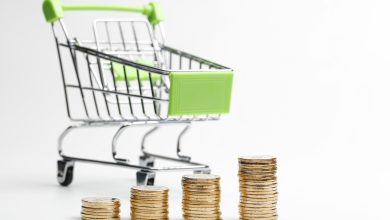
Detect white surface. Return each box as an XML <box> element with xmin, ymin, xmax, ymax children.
<box><xmin>1</xmin><ymin>0</ymin><xmax>390</xmax><ymax>219</ymax></box>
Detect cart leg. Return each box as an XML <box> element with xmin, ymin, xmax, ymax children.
<box><xmin>136</xmin><ymin>170</ymin><xmax>156</xmax><ymax>186</ymax></box>
<box><xmin>194</xmin><ymin>168</ymin><xmax>211</xmax><ymax>174</ymax></box>
<box><xmin>112</xmin><ymin>125</ymin><xmax>131</xmax><ymax>163</ymax></box>
<box><xmin>139</xmin><ymin>155</ymin><xmax>155</xmax><ymax>167</ymax></box>
<box><xmin>57</xmin><ymin>160</ymin><xmax>75</xmax><ymax>186</ymax></box>
<box><xmin>176</xmin><ymin>125</ymin><xmax>192</xmax><ymax>161</ymax></box>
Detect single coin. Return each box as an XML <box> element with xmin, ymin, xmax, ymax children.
<box><xmin>239</xmin><ymin>155</ymin><xmax>277</xmax><ymax>161</ymax></box>
<box><xmin>240</xmin><ymin>196</ymin><xmax>278</xmax><ymax>202</ymax></box>
<box><xmin>81</xmin><ymin>218</ymin><xmax>120</xmax><ymax>220</ymax></box>
<box><xmin>82</xmin><ymin>197</ymin><xmax>120</xmax><ymax>204</ymax></box>
<box><xmin>239</xmin><ymin>164</ymin><xmax>277</xmax><ymax>168</ymax></box>
<box><xmin>81</xmin><ymin>213</ymin><xmax>120</xmax><ymax>219</ymax></box>
<box><xmin>240</xmin><ymin>212</ymin><xmax>278</xmax><ymax>218</ymax></box>
<box><xmin>132</xmin><ymin>185</ymin><xmax>169</xmax><ymax>191</ymax></box>
<box><xmin>182</xmin><ymin>174</ymin><xmax>220</xmax><ymax>181</ymax></box>
<box><xmin>183</xmin><ymin>203</ymin><xmax>221</xmax><ymax>208</ymax></box>
<box><xmin>81</xmin><ymin>211</ymin><xmax>119</xmax><ymax>217</ymax></box>
<box><xmin>81</xmin><ymin>206</ymin><xmax>120</xmax><ymax>211</ymax></box>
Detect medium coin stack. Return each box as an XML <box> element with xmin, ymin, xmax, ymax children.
<box><xmin>81</xmin><ymin>197</ymin><xmax>121</xmax><ymax>220</ymax></box>
<box><xmin>182</xmin><ymin>174</ymin><xmax>222</xmax><ymax>220</ymax></box>
<box><xmin>130</xmin><ymin>185</ymin><xmax>169</xmax><ymax>220</ymax></box>
<box><xmin>238</xmin><ymin>156</ymin><xmax>278</xmax><ymax>220</ymax></box>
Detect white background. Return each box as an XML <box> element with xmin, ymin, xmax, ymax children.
<box><xmin>1</xmin><ymin>0</ymin><xmax>390</xmax><ymax>219</ymax></box>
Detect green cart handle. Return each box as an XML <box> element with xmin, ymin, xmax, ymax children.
<box><xmin>42</xmin><ymin>0</ymin><xmax>164</xmax><ymax>25</ymax></box>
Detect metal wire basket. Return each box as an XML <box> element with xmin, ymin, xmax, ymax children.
<box><xmin>43</xmin><ymin>0</ymin><xmax>233</xmax><ymax>186</ymax></box>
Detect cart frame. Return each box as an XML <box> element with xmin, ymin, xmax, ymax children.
<box><xmin>44</xmin><ymin>0</ymin><xmax>233</xmax><ymax>186</ymax></box>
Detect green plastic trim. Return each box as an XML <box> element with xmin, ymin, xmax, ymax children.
<box><xmin>43</xmin><ymin>0</ymin><xmax>164</xmax><ymax>25</ymax></box>
<box><xmin>168</xmin><ymin>70</ymin><xmax>233</xmax><ymax>116</ymax></box>
<box><xmin>112</xmin><ymin>59</ymin><xmax>161</xmax><ymax>82</ymax></box>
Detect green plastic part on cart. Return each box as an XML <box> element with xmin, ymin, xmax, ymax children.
<box><xmin>112</xmin><ymin>59</ymin><xmax>161</xmax><ymax>82</ymax></box>
<box><xmin>168</xmin><ymin>71</ymin><xmax>233</xmax><ymax>116</ymax></box>
<box><xmin>43</xmin><ymin>0</ymin><xmax>63</xmax><ymax>22</ymax></box>
<box><xmin>42</xmin><ymin>0</ymin><xmax>164</xmax><ymax>25</ymax></box>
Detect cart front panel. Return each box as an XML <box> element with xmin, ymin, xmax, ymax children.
<box><xmin>168</xmin><ymin>71</ymin><xmax>233</xmax><ymax>116</ymax></box>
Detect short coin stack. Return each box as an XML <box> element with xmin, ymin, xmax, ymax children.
<box><xmin>130</xmin><ymin>185</ymin><xmax>169</xmax><ymax>220</ymax></box>
<box><xmin>238</xmin><ymin>156</ymin><xmax>278</xmax><ymax>220</ymax></box>
<box><xmin>182</xmin><ymin>174</ymin><xmax>222</xmax><ymax>220</ymax></box>
<box><xmin>81</xmin><ymin>197</ymin><xmax>121</xmax><ymax>220</ymax></box>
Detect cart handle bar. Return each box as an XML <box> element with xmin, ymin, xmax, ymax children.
<box><xmin>43</xmin><ymin>0</ymin><xmax>164</xmax><ymax>25</ymax></box>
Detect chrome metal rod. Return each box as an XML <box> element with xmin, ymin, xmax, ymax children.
<box><xmin>62</xmin><ymin>155</ymin><xmax>208</xmax><ymax>171</ymax></box>
<box><xmin>112</xmin><ymin>125</ymin><xmax>131</xmax><ymax>163</ymax></box>
<box><xmin>177</xmin><ymin>125</ymin><xmax>191</xmax><ymax>161</ymax></box>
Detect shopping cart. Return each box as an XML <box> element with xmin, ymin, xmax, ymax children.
<box><xmin>43</xmin><ymin>0</ymin><xmax>233</xmax><ymax>186</ymax></box>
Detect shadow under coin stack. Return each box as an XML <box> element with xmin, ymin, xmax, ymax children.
<box><xmin>182</xmin><ymin>174</ymin><xmax>222</xmax><ymax>220</ymax></box>
<box><xmin>130</xmin><ymin>185</ymin><xmax>169</xmax><ymax>220</ymax></box>
<box><xmin>81</xmin><ymin>197</ymin><xmax>121</xmax><ymax>220</ymax></box>
<box><xmin>238</xmin><ymin>156</ymin><xmax>278</xmax><ymax>220</ymax></box>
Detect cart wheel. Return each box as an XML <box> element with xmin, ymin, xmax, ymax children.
<box><xmin>136</xmin><ymin>170</ymin><xmax>156</xmax><ymax>186</ymax></box>
<box><xmin>194</xmin><ymin>169</ymin><xmax>211</xmax><ymax>174</ymax></box>
<box><xmin>57</xmin><ymin>160</ymin><xmax>75</xmax><ymax>187</ymax></box>
<box><xmin>146</xmin><ymin>177</ymin><xmax>155</xmax><ymax>186</ymax></box>
<box><xmin>139</xmin><ymin>155</ymin><xmax>155</xmax><ymax>167</ymax></box>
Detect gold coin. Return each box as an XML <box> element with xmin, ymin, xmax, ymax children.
<box><xmin>81</xmin><ymin>211</ymin><xmax>119</xmax><ymax>217</ymax></box>
<box><xmin>81</xmin><ymin>213</ymin><xmax>120</xmax><ymax>219</ymax></box>
<box><xmin>239</xmin><ymin>171</ymin><xmax>277</xmax><ymax>176</ymax></box>
<box><xmin>131</xmin><ymin>208</ymin><xmax>168</xmax><ymax>214</ymax></box>
<box><xmin>183</xmin><ymin>184</ymin><xmax>220</xmax><ymax>188</ymax></box>
<box><xmin>239</xmin><ymin>163</ymin><xmax>277</xmax><ymax>167</ymax></box>
<box><xmin>241</xmin><ymin>195</ymin><xmax>278</xmax><ymax>200</ymax></box>
<box><xmin>131</xmin><ymin>195</ymin><xmax>169</xmax><ymax>200</ymax></box>
<box><xmin>183</xmin><ymin>203</ymin><xmax>221</xmax><ymax>208</ymax></box>
<box><xmin>131</xmin><ymin>217</ymin><xmax>168</xmax><ymax>220</ymax></box>
<box><xmin>131</xmin><ymin>204</ymin><xmax>168</xmax><ymax>208</ymax></box>
<box><xmin>239</xmin><ymin>175</ymin><xmax>277</xmax><ymax>179</ymax></box>
<box><xmin>81</xmin><ymin>211</ymin><xmax>120</xmax><ymax>216</ymax></box>
<box><xmin>182</xmin><ymin>174</ymin><xmax>220</xmax><ymax>181</ymax></box>
<box><xmin>132</xmin><ymin>185</ymin><xmax>169</xmax><ymax>192</ymax></box>
<box><xmin>240</xmin><ymin>186</ymin><xmax>278</xmax><ymax>191</ymax></box>
<box><xmin>240</xmin><ymin>199</ymin><xmax>278</xmax><ymax>205</ymax></box>
<box><xmin>183</xmin><ymin>200</ymin><xmax>221</xmax><ymax>205</ymax></box>
<box><xmin>81</xmin><ymin>218</ymin><xmax>120</xmax><ymax>220</ymax></box>
<box><xmin>183</xmin><ymin>192</ymin><xmax>221</xmax><ymax>196</ymax></box>
<box><xmin>240</xmin><ymin>179</ymin><xmax>278</xmax><ymax>184</ymax></box>
<box><xmin>131</xmin><ymin>212</ymin><xmax>168</xmax><ymax>217</ymax></box>
<box><xmin>239</xmin><ymin>208</ymin><xmax>277</xmax><ymax>214</ymax></box>
<box><xmin>241</xmin><ymin>197</ymin><xmax>278</xmax><ymax>201</ymax></box>
<box><xmin>240</xmin><ymin>212</ymin><xmax>278</xmax><ymax>218</ymax></box>
<box><xmin>81</xmin><ymin>208</ymin><xmax>120</xmax><ymax>213</ymax></box>
<box><xmin>82</xmin><ymin>206</ymin><xmax>119</xmax><ymax>211</ymax></box>
<box><xmin>239</xmin><ymin>212</ymin><xmax>277</xmax><ymax>218</ymax></box>
<box><xmin>82</xmin><ymin>197</ymin><xmax>120</xmax><ymax>204</ymax></box>
<box><xmin>239</xmin><ymin>155</ymin><xmax>276</xmax><ymax>161</ymax></box>
<box><xmin>240</xmin><ymin>206</ymin><xmax>277</xmax><ymax>211</ymax></box>
<box><xmin>183</xmin><ymin>213</ymin><xmax>221</xmax><ymax>218</ymax></box>
<box><xmin>131</xmin><ymin>205</ymin><xmax>168</xmax><ymax>210</ymax></box>
<box><xmin>183</xmin><ymin>206</ymin><xmax>220</xmax><ymax>211</ymax></box>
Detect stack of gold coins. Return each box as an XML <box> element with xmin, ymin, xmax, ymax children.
<box><xmin>182</xmin><ymin>174</ymin><xmax>222</xmax><ymax>220</ymax></box>
<box><xmin>81</xmin><ymin>197</ymin><xmax>121</xmax><ymax>220</ymax></box>
<box><xmin>130</xmin><ymin>185</ymin><xmax>169</xmax><ymax>220</ymax></box>
<box><xmin>238</xmin><ymin>156</ymin><xmax>278</xmax><ymax>220</ymax></box>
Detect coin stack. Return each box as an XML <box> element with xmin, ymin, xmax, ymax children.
<box><xmin>130</xmin><ymin>185</ymin><xmax>169</xmax><ymax>220</ymax></box>
<box><xmin>238</xmin><ymin>156</ymin><xmax>278</xmax><ymax>220</ymax></box>
<box><xmin>81</xmin><ymin>197</ymin><xmax>121</xmax><ymax>220</ymax></box>
<box><xmin>182</xmin><ymin>174</ymin><xmax>222</xmax><ymax>220</ymax></box>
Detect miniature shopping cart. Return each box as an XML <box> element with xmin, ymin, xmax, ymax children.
<box><xmin>43</xmin><ymin>0</ymin><xmax>233</xmax><ymax>186</ymax></box>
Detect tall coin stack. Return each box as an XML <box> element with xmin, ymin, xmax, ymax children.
<box><xmin>130</xmin><ymin>185</ymin><xmax>169</xmax><ymax>220</ymax></box>
<box><xmin>238</xmin><ymin>156</ymin><xmax>278</xmax><ymax>220</ymax></box>
<box><xmin>182</xmin><ymin>174</ymin><xmax>222</xmax><ymax>220</ymax></box>
<box><xmin>81</xmin><ymin>197</ymin><xmax>121</xmax><ymax>220</ymax></box>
